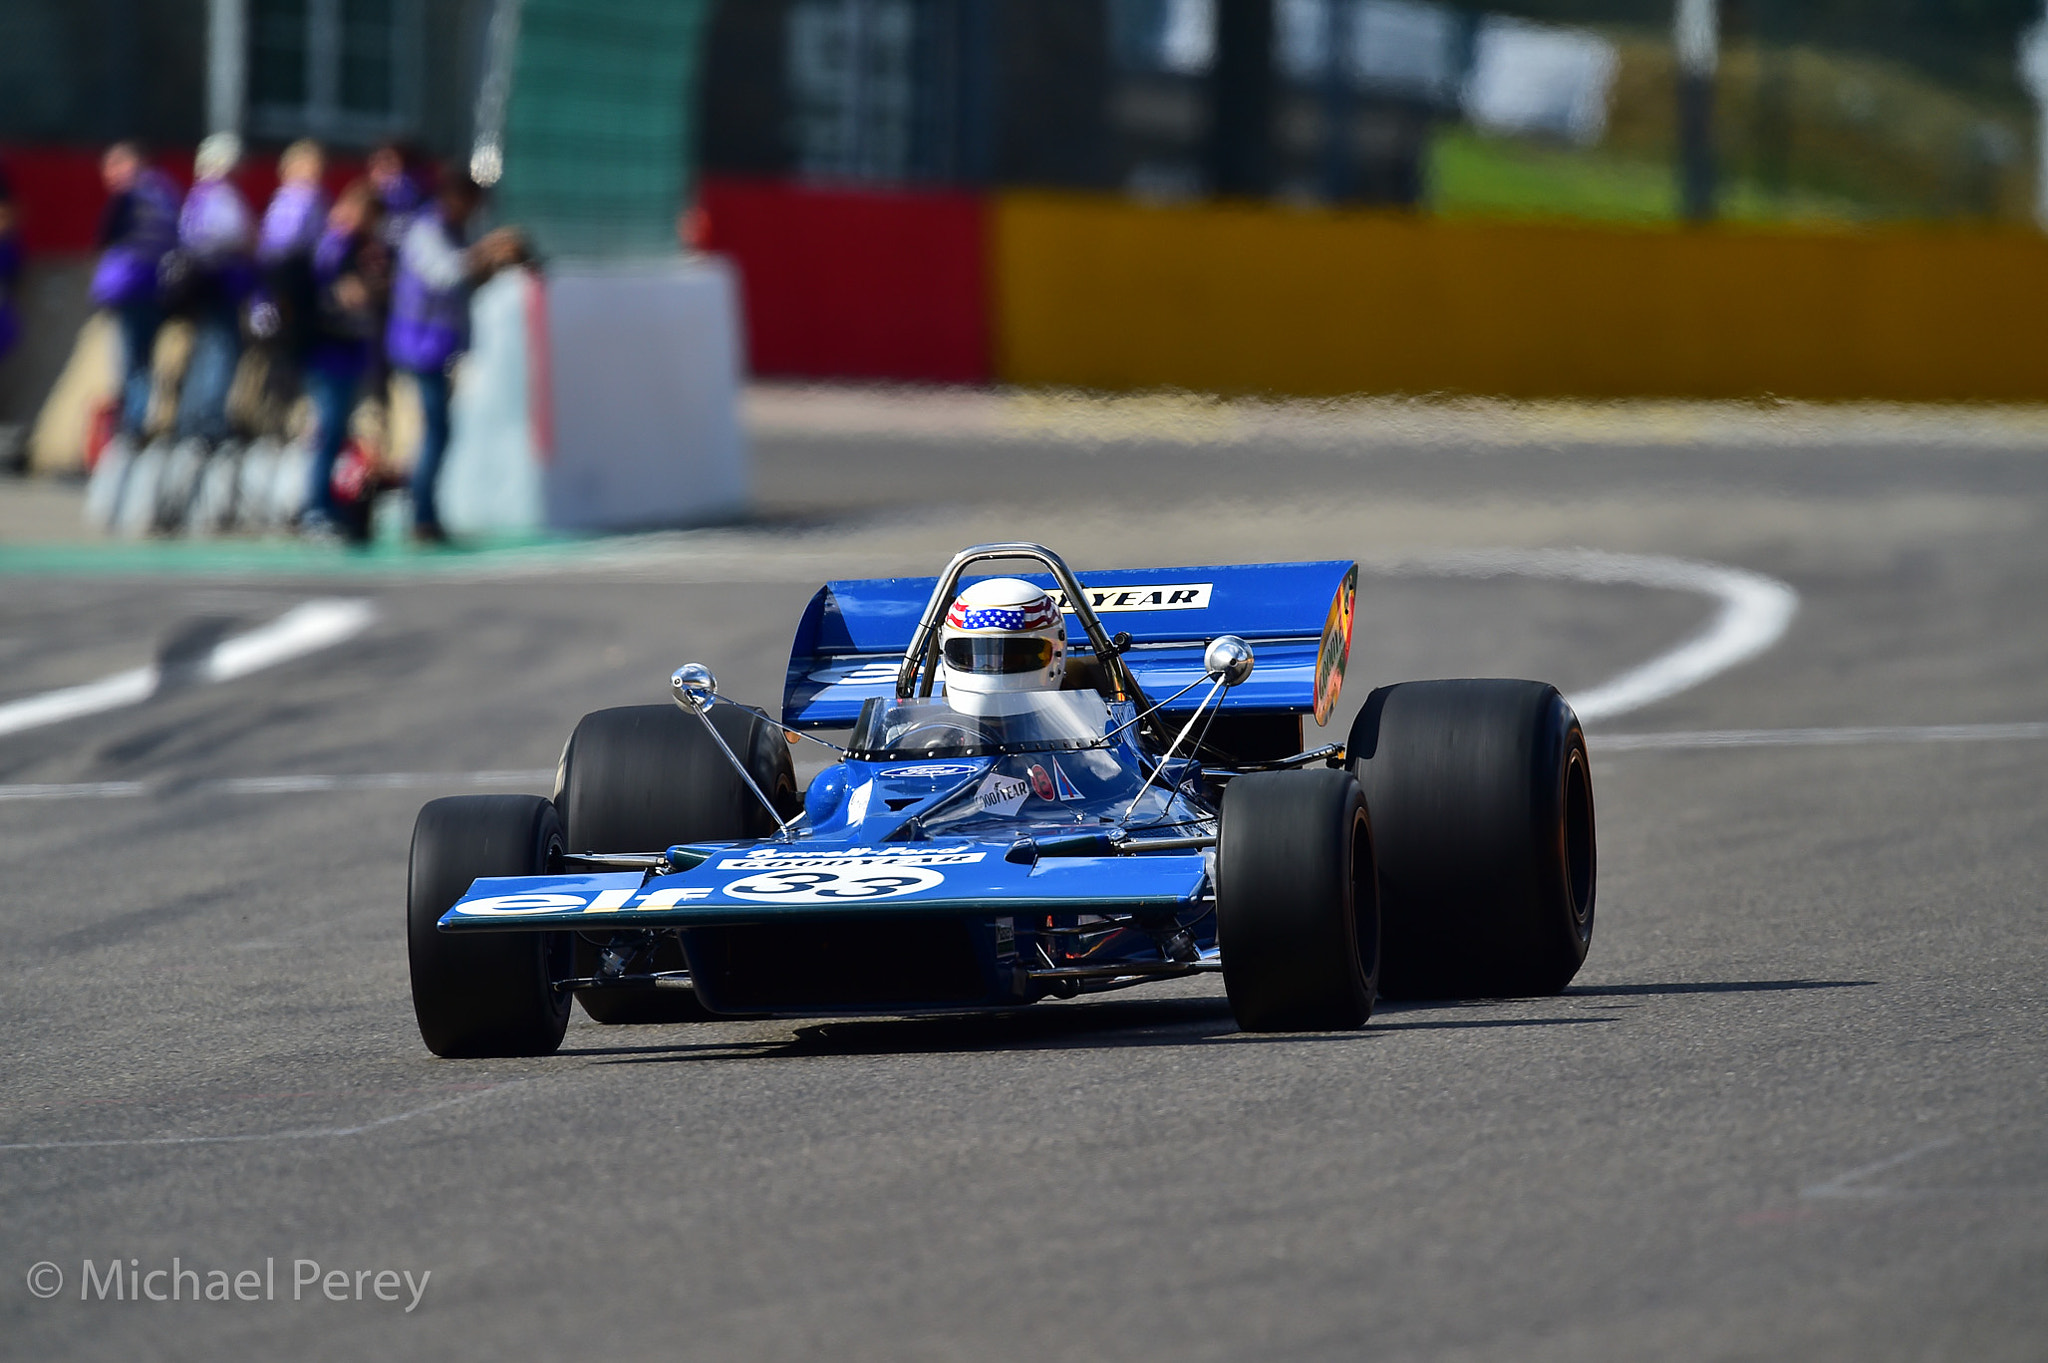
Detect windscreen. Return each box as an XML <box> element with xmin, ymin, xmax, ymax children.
<box><xmin>848</xmin><ymin>692</ymin><xmax>1114</xmax><ymax>759</ymax></box>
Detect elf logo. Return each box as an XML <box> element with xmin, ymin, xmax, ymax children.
<box><xmin>454</xmin><ymin>887</ymin><xmax>715</xmax><ymax>917</ymax></box>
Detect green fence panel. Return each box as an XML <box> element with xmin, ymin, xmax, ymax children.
<box><xmin>496</xmin><ymin>0</ymin><xmax>713</xmax><ymax>259</ymax></box>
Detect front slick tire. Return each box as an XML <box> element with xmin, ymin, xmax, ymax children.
<box><xmin>556</xmin><ymin>704</ymin><xmax>796</xmax><ymax>1024</ymax></box>
<box><xmin>1348</xmin><ymin>679</ymin><xmax>1596</xmax><ymax>1000</ymax></box>
<box><xmin>407</xmin><ymin>794</ymin><xmax>572</xmax><ymax>1058</ymax></box>
<box><xmin>1217</xmin><ymin>768</ymin><xmax>1380</xmax><ymax>1032</ymax></box>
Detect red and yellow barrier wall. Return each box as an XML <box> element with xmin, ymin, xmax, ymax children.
<box><xmin>705</xmin><ymin>177</ymin><xmax>2048</xmax><ymax>403</ymax></box>
<box><xmin>12</xmin><ymin>154</ymin><xmax>2046</xmax><ymax>402</ymax></box>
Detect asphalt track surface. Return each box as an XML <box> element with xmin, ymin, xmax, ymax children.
<box><xmin>4</xmin><ymin>401</ymin><xmax>2047</xmax><ymax>1360</ymax></box>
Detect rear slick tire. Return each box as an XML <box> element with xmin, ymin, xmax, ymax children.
<box><xmin>555</xmin><ymin>704</ymin><xmax>797</xmax><ymax>1024</ymax></box>
<box><xmin>1348</xmin><ymin>679</ymin><xmax>1596</xmax><ymax>1000</ymax></box>
<box><xmin>1216</xmin><ymin>768</ymin><xmax>1380</xmax><ymax>1032</ymax></box>
<box><xmin>407</xmin><ymin>794</ymin><xmax>573</xmax><ymax>1058</ymax></box>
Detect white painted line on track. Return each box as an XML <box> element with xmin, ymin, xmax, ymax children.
<box><xmin>211</xmin><ymin>769</ymin><xmax>555</xmax><ymax>795</ymax></box>
<box><xmin>0</xmin><ymin>1084</ymin><xmax>521</xmax><ymax>1153</ymax></box>
<box><xmin>1383</xmin><ymin>549</ymin><xmax>1801</xmax><ymax>721</ymax></box>
<box><xmin>198</xmin><ymin>598</ymin><xmax>376</xmax><ymax>683</ymax></box>
<box><xmin>0</xmin><ymin>667</ymin><xmax>159</xmax><ymax>739</ymax></box>
<box><xmin>0</xmin><ymin>780</ymin><xmax>152</xmax><ymax>802</ymax></box>
<box><xmin>1595</xmin><ymin>722</ymin><xmax>2048</xmax><ymax>751</ymax></box>
<box><xmin>0</xmin><ymin>771</ymin><xmax>554</xmax><ymax>803</ymax></box>
<box><xmin>0</xmin><ymin>598</ymin><xmax>376</xmax><ymax>739</ymax></box>
<box><xmin>1801</xmin><ymin>1139</ymin><xmax>1958</xmax><ymax>1199</ymax></box>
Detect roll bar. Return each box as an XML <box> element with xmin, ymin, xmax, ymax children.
<box><xmin>893</xmin><ymin>542</ymin><xmax>1154</xmax><ymax>714</ymax></box>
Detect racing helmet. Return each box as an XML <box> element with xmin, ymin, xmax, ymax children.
<box><xmin>939</xmin><ymin>577</ymin><xmax>1067</xmax><ymax>716</ymax></box>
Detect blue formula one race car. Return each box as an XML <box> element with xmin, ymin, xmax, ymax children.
<box><xmin>405</xmin><ymin>543</ymin><xmax>1597</xmax><ymax>1057</ymax></box>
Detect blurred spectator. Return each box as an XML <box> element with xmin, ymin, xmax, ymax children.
<box><xmin>0</xmin><ymin>159</ymin><xmax>19</xmax><ymax>365</ymax></box>
<box><xmin>250</xmin><ymin>140</ymin><xmax>329</xmax><ymax>436</ymax></box>
<box><xmin>365</xmin><ymin>141</ymin><xmax>427</xmax><ymax>402</ymax></box>
<box><xmin>171</xmin><ymin>132</ymin><xmax>257</xmax><ymax>446</ymax></box>
<box><xmin>368</xmin><ymin>141</ymin><xmax>428</xmax><ymax>248</ymax></box>
<box><xmin>259</xmin><ymin>140</ymin><xmax>329</xmax><ymax>263</ymax></box>
<box><xmin>89</xmin><ymin>142</ymin><xmax>182</xmax><ymax>441</ymax></box>
<box><xmin>299</xmin><ymin>181</ymin><xmax>389</xmax><ymax>542</ymax></box>
<box><xmin>386</xmin><ymin>169</ymin><xmax>526</xmax><ymax>544</ymax></box>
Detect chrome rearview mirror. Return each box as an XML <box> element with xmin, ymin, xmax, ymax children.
<box><xmin>1118</xmin><ymin>635</ymin><xmax>1255</xmax><ymax>824</ymax></box>
<box><xmin>671</xmin><ymin>663</ymin><xmax>718</xmax><ymax>714</ymax></box>
<box><xmin>1204</xmin><ymin>635</ymin><xmax>1255</xmax><ymax>687</ymax></box>
<box><xmin>667</xmin><ymin>661</ymin><xmax>800</xmax><ymax>842</ymax></box>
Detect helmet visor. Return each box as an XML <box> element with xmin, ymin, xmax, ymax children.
<box><xmin>943</xmin><ymin>635</ymin><xmax>1056</xmax><ymax>676</ymax></box>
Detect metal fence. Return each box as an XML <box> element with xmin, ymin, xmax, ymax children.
<box><xmin>696</xmin><ymin>0</ymin><xmax>2048</xmax><ymax>225</ymax></box>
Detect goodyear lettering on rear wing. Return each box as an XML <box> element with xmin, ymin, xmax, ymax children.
<box><xmin>1047</xmin><ymin>583</ymin><xmax>1213</xmax><ymax>613</ymax></box>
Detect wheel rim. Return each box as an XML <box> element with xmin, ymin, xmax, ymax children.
<box><xmin>1561</xmin><ymin>747</ymin><xmax>1595</xmax><ymax>935</ymax></box>
<box><xmin>1349</xmin><ymin>809</ymin><xmax>1378</xmax><ymax>985</ymax></box>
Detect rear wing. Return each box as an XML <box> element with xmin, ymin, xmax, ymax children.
<box><xmin>783</xmin><ymin>560</ymin><xmax>1357</xmax><ymax>729</ymax></box>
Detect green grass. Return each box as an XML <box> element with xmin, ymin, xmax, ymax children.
<box><xmin>1429</xmin><ymin>126</ymin><xmax>1874</xmax><ymax>227</ymax></box>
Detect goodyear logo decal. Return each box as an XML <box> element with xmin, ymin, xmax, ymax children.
<box><xmin>1048</xmin><ymin>583</ymin><xmax>1212</xmax><ymax>613</ymax></box>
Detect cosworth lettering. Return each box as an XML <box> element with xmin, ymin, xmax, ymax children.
<box><xmin>1047</xmin><ymin>583</ymin><xmax>1212</xmax><ymax>613</ymax></box>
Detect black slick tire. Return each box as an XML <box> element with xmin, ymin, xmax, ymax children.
<box><xmin>555</xmin><ymin>704</ymin><xmax>797</xmax><ymax>1024</ymax></box>
<box><xmin>407</xmin><ymin>794</ymin><xmax>573</xmax><ymax>1058</ymax></box>
<box><xmin>1216</xmin><ymin>768</ymin><xmax>1380</xmax><ymax>1032</ymax></box>
<box><xmin>1347</xmin><ymin>679</ymin><xmax>1596</xmax><ymax>1000</ymax></box>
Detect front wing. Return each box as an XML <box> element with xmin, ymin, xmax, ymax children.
<box><xmin>437</xmin><ymin>841</ymin><xmax>1210</xmax><ymax>933</ymax></box>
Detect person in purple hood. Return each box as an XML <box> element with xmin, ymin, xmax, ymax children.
<box><xmin>386</xmin><ymin>169</ymin><xmax>526</xmax><ymax>543</ymax></box>
<box><xmin>172</xmin><ymin>132</ymin><xmax>257</xmax><ymax>445</ymax></box>
<box><xmin>91</xmin><ymin>142</ymin><xmax>182</xmax><ymax>440</ymax></box>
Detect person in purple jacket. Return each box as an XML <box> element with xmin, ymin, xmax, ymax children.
<box><xmin>255</xmin><ymin>140</ymin><xmax>327</xmax><ymax>343</ymax></box>
<box><xmin>299</xmin><ymin>181</ymin><xmax>389</xmax><ymax>542</ymax></box>
<box><xmin>91</xmin><ymin>142</ymin><xmax>182</xmax><ymax>440</ymax></box>
<box><xmin>173</xmin><ymin>132</ymin><xmax>257</xmax><ymax>445</ymax></box>
<box><xmin>259</xmin><ymin>140</ymin><xmax>329</xmax><ymax>264</ymax></box>
<box><xmin>363</xmin><ymin>141</ymin><xmax>427</xmax><ymax>403</ymax></box>
<box><xmin>385</xmin><ymin>170</ymin><xmax>525</xmax><ymax>543</ymax></box>
<box><xmin>248</xmin><ymin>140</ymin><xmax>328</xmax><ymax>436</ymax></box>
<box><xmin>368</xmin><ymin>142</ymin><xmax>428</xmax><ymax>250</ymax></box>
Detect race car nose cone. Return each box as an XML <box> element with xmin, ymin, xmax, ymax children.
<box><xmin>1204</xmin><ymin>635</ymin><xmax>1255</xmax><ymax>687</ymax></box>
<box><xmin>671</xmin><ymin>663</ymin><xmax>718</xmax><ymax>712</ymax></box>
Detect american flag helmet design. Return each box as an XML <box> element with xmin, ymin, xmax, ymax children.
<box><xmin>946</xmin><ymin>582</ymin><xmax>1059</xmax><ymax>634</ymax></box>
<box><xmin>950</xmin><ymin>597</ymin><xmax>1064</xmax><ymax>634</ymax></box>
